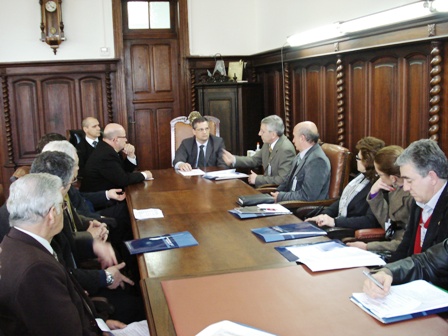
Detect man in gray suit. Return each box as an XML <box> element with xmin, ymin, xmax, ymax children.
<box><xmin>222</xmin><ymin>115</ymin><xmax>296</xmax><ymax>187</ymax></box>
<box><xmin>271</xmin><ymin>121</ymin><xmax>330</xmax><ymax>202</ymax></box>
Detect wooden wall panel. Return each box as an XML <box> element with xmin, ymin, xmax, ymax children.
<box><xmin>79</xmin><ymin>77</ymin><xmax>107</xmax><ymax>125</ymax></box>
<box><xmin>12</xmin><ymin>80</ymin><xmax>39</xmax><ymax>161</ymax></box>
<box><xmin>153</xmin><ymin>45</ymin><xmax>172</xmax><ymax>92</ymax></box>
<box><xmin>131</xmin><ymin>44</ymin><xmax>151</xmax><ymax>93</ymax></box>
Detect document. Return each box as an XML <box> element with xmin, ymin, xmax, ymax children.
<box><xmin>203</xmin><ymin>169</ymin><xmax>249</xmax><ymax>180</ymax></box>
<box><xmin>196</xmin><ymin>320</ymin><xmax>276</xmax><ymax>336</ymax></box>
<box><xmin>275</xmin><ymin>240</ymin><xmax>385</xmax><ymax>271</ymax></box>
<box><xmin>251</xmin><ymin>222</ymin><xmax>327</xmax><ymax>243</ymax></box>
<box><xmin>229</xmin><ymin>203</ymin><xmax>292</xmax><ymax>219</ymax></box>
<box><xmin>98</xmin><ymin>319</ymin><xmax>150</xmax><ymax>336</ymax></box>
<box><xmin>178</xmin><ymin>168</ymin><xmax>205</xmax><ymax>176</ymax></box>
<box><xmin>351</xmin><ymin>280</ymin><xmax>448</xmax><ymax>323</ymax></box>
<box><xmin>133</xmin><ymin>208</ymin><xmax>164</xmax><ymax>219</ymax></box>
<box><xmin>124</xmin><ymin>231</ymin><xmax>198</xmax><ymax>254</ymax></box>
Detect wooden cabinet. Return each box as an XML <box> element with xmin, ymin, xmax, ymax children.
<box><xmin>196</xmin><ymin>82</ymin><xmax>264</xmax><ymax>156</ymax></box>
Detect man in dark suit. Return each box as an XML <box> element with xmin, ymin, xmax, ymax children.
<box><xmin>389</xmin><ymin>139</ymin><xmax>448</xmax><ymax>265</ymax></box>
<box><xmin>0</xmin><ymin>173</ymin><xmax>106</xmax><ymax>335</ymax></box>
<box><xmin>222</xmin><ymin>115</ymin><xmax>296</xmax><ymax>187</ymax></box>
<box><xmin>81</xmin><ymin>123</ymin><xmax>152</xmax><ymax>192</ymax></box>
<box><xmin>271</xmin><ymin>121</ymin><xmax>330</xmax><ymax>202</ymax></box>
<box><xmin>173</xmin><ymin>116</ymin><xmax>227</xmax><ymax>171</ymax></box>
<box><xmin>77</xmin><ymin>117</ymin><xmax>102</xmax><ymax>178</ymax></box>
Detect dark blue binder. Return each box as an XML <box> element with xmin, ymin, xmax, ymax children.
<box><xmin>125</xmin><ymin>231</ymin><xmax>198</xmax><ymax>255</ymax></box>
<box><xmin>251</xmin><ymin>222</ymin><xmax>327</xmax><ymax>242</ymax></box>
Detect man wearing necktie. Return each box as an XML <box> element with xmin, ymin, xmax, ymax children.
<box><xmin>76</xmin><ymin>117</ymin><xmax>102</xmax><ymax>178</ymax></box>
<box><xmin>173</xmin><ymin>116</ymin><xmax>227</xmax><ymax>171</ymax></box>
<box><xmin>271</xmin><ymin>121</ymin><xmax>331</xmax><ymax>202</ymax></box>
<box><xmin>0</xmin><ymin>173</ymin><xmax>130</xmax><ymax>335</ymax></box>
<box><xmin>222</xmin><ymin>115</ymin><xmax>296</xmax><ymax>187</ymax></box>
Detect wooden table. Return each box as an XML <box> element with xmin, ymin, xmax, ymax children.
<box><xmin>126</xmin><ymin>169</ymin><xmax>448</xmax><ymax>335</ymax></box>
<box><xmin>125</xmin><ymin>169</ymin><xmax>324</xmax><ymax>279</ymax></box>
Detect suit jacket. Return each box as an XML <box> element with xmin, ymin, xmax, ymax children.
<box><xmin>276</xmin><ymin>143</ymin><xmax>330</xmax><ymax>202</ymax></box>
<box><xmin>76</xmin><ymin>135</ymin><xmax>101</xmax><ymax>179</ymax></box>
<box><xmin>390</xmin><ymin>183</ymin><xmax>448</xmax><ymax>262</ymax></box>
<box><xmin>235</xmin><ymin>135</ymin><xmax>296</xmax><ymax>187</ymax></box>
<box><xmin>322</xmin><ymin>179</ymin><xmax>379</xmax><ymax>229</ymax></box>
<box><xmin>366</xmin><ymin>186</ymin><xmax>413</xmax><ymax>252</ymax></box>
<box><xmin>81</xmin><ymin>140</ymin><xmax>145</xmax><ymax>192</ymax></box>
<box><xmin>0</xmin><ymin>228</ymin><xmax>100</xmax><ymax>336</ymax></box>
<box><xmin>173</xmin><ymin>134</ymin><xmax>226</xmax><ymax>168</ymax></box>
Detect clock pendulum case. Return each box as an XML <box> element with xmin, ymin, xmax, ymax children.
<box><xmin>40</xmin><ymin>0</ymin><xmax>66</xmax><ymax>54</ymax></box>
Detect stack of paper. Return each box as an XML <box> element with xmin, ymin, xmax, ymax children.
<box><xmin>178</xmin><ymin>169</ymin><xmax>205</xmax><ymax>176</ymax></box>
<box><xmin>351</xmin><ymin>280</ymin><xmax>448</xmax><ymax>323</ymax></box>
<box><xmin>251</xmin><ymin>222</ymin><xmax>327</xmax><ymax>242</ymax></box>
<box><xmin>275</xmin><ymin>240</ymin><xmax>385</xmax><ymax>271</ymax></box>
<box><xmin>133</xmin><ymin>208</ymin><xmax>164</xmax><ymax>219</ymax></box>
<box><xmin>203</xmin><ymin>169</ymin><xmax>249</xmax><ymax>180</ymax></box>
<box><xmin>229</xmin><ymin>203</ymin><xmax>292</xmax><ymax>219</ymax></box>
<box><xmin>196</xmin><ymin>320</ymin><xmax>276</xmax><ymax>336</ymax></box>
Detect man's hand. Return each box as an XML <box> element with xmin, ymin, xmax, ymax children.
<box><xmin>87</xmin><ymin>220</ymin><xmax>109</xmax><ymax>242</ymax></box>
<box><xmin>106</xmin><ymin>262</ymin><xmax>135</xmax><ymax>289</ymax></box>
<box><xmin>122</xmin><ymin>143</ymin><xmax>136</xmax><ymax>158</ymax></box>
<box><xmin>143</xmin><ymin>170</ymin><xmax>153</xmax><ymax>180</ymax></box>
<box><xmin>178</xmin><ymin>163</ymin><xmax>192</xmax><ymax>172</ymax></box>
<box><xmin>93</xmin><ymin>240</ymin><xmax>117</xmax><ymax>268</ymax></box>
<box><xmin>248</xmin><ymin>170</ymin><xmax>258</xmax><ymax>185</ymax></box>
<box><xmin>363</xmin><ymin>270</ymin><xmax>392</xmax><ymax>299</ymax></box>
<box><xmin>307</xmin><ymin>214</ymin><xmax>336</xmax><ymax>227</ymax></box>
<box><xmin>270</xmin><ymin>191</ymin><xmax>279</xmax><ymax>202</ymax></box>
<box><xmin>106</xmin><ymin>189</ymin><xmax>126</xmax><ymax>201</ymax></box>
<box><xmin>105</xmin><ymin>319</ymin><xmax>127</xmax><ymax>330</ymax></box>
<box><xmin>222</xmin><ymin>149</ymin><xmax>235</xmax><ymax>166</ymax></box>
<box><xmin>346</xmin><ymin>241</ymin><xmax>367</xmax><ymax>250</ymax></box>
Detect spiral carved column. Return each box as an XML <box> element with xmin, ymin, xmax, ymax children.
<box><xmin>190</xmin><ymin>69</ymin><xmax>197</xmax><ymax>111</ymax></box>
<box><xmin>105</xmin><ymin>71</ymin><xmax>114</xmax><ymax>123</ymax></box>
<box><xmin>336</xmin><ymin>56</ymin><xmax>346</xmax><ymax>147</ymax></box>
<box><xmin>283</xmin><ymin>62</ymin><xmax>292</xmax><ymax>138</ymax></box>
<box><xmin>1</xmin><ymin>75</ymin><xmax>14</xmax><ymax>165</ymax></box>
<box><xmin>429</xmin><ymin>42</ymin><xmax>442</xmax><ymax>142</ymax></box>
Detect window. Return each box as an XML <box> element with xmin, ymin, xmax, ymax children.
<box><xmin>127</xmin><ymin>1</ymin><xmax>171</xmax><ymax>30</ymax></box>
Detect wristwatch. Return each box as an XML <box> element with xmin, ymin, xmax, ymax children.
<box><xmin>105</xmin><ymin>270</ymin><xmax>114</xmax><ymax>286</ymax></box>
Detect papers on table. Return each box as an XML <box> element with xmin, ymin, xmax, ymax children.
<box><xmin>133</xmin><ymin>208</ymin><xmax>164</xmax><ymax>219</ymax></box>
<box><xmin>98</xmin><ymin>319</ymin><xmax>150</xmax><ymax>335</ymax></box>
<box><xmin>125</xmin><ymin>231</ymin><xmax>198</xmax><ymax>254</ymax></box>
<box><xmin>351</xmin><ymin>280</ymin><xmax>448</xmax><ymax>323</ymax></box>
<box><xmin>203</xmin><ymin>169</ymin><xmax>249</xmax><ymax>180</ymax></box>
<box><xmin>196</xmin><ymin>320</ymin><xmax>276</xmax><ymax>336</ymax></box>
<box><xmin>178</xmin><ymin>169</ymin><xmax>205</xmax><ymax>176</ymax></box>
<box><xmin>275</xmin><ymin>240</ymin><xmax>385</xmax><ymax>271</ymax></box>
<box><xmin>251</xmin><ymin>222</ymin><xmax>327</xmax><ymax>242</ymax></box>
<box><xmin>229</xmin><ymin>203</ymin><xmax>292</xmax><ymax>219</ymax></box>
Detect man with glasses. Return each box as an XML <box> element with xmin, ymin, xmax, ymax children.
<box><xmin>222</xmin><ymin>115</ymin><xmax>296</xmax><ymax>187</ymax></box>
<box><xmin>173</xmin><ymin>116</ymin><xmax>227</xmax><ymax>171</ymax></box>
<box><xmin>81</xmin><ymin>123</ymin><xmax>152</xmax><ymax>192</ymax></box>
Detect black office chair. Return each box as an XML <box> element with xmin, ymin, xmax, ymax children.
<box><xmin>67</xmin><ymin>129</ymin><xmax>85</xmax><ymax>147</ymax></box>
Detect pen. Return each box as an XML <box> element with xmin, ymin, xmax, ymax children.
<box><xmin>363</xmin><ymin>270</ymin><xmax>384</xmax><ymax>290</ymax></box>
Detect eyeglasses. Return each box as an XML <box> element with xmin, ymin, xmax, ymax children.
<box><xmin>116</xmin><ymin>136</ymin><xmax>127</xmax><ymax>139</ymax></box>
<box><xmin>71</xmin><ymin>177</ymin><xmax>78</xmax><ymax>184</ymax></box>
<box><xmin>194</xmin><ymin>127</ymin><xmax>209</xmax><ymax>132</ymax></box>
<box><xmin>355</xmin><ymin>155</ymin><xmax>362</xmax><ymax>161</ymax></box>
<box><xmin>62</xmin><ymin>201</ymin><xmax>68</xmax><ymax>211</ymax></box>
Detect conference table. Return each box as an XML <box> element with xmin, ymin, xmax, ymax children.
<box><xmin>126</xmin><ymin>168</ymin><xmax>448</xmax><ymax>336</ymax></box>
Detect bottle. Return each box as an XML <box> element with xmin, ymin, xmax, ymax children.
<box><xmin>255</xmin><ymin>142</ymin><xmax>261</xmax><ymax>152</ymax></box>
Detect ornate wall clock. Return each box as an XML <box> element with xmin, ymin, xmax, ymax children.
<box><xmin>40</xmin><ymin>0</ymin><xmax>65</xmax><ymax>54</ymax></box>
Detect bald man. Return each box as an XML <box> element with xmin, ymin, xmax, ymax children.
<box><xmin>271</xmin><ymin>121</ymin><xmax>330</xmax><ymax>202</ymax></box>
<box><xmin>77</xmin><ymin>117</ymin><xmax>102</xmax><ymax>178</ymax></box>
<box><xmin>81</xmin><ymin>123</ymin><xmax>152</xmax><ymax>192</ymax></box>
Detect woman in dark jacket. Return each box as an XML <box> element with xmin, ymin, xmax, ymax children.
<box><xmin>308</xmin><ymin>136</ymin><xmax>385</xmax><ymax>230</ymax></box>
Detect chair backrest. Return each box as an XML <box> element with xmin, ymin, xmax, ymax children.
<box><xmin>321</xmin><ymin>143</ymin><xmax>352</xmax><ymax>199</ymax></box>
<box><xmin>0</xmin><ymin>183</ymin><xmax>5</xmax><ymax>207</ymax></box>
<box><xmin>67</xmin><ymin>129</ymin><xmax>85</xmax><ymax>147</ymax></box>
<box><xmin>170</xmin><ymin>115</ymin><xmax>220</xmax><ymax>166</ymax></box>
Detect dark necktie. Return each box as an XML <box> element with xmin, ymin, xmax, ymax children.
<box><xmin>198</xmin><ymin>145</ymin><xmax>205</xmax><ymax>168</ymax></box>
<box><xmin>92</xmin><ymin>140</ymin><xmax>98</xmax><ymax>148</ymax></box>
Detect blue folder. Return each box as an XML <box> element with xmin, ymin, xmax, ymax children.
<box><xmin>125</xmin><ymin>231</ymin><xmax>198</xmax><ymax>254</ymax></box>
<box><xmin>251</xmin><ymin>222</ymin><xmax>327</xmax><ymax>243</ymax></box>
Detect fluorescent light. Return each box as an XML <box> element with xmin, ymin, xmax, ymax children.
<box><xmin>286</xmin><ymin>0</ymin><xmax>447</xmax><ymax>48</ymax></box>
<box><xmin>341</xmin><ymin>2</ymin><xmax>433</xmax><ymax>33</ymax></box>
<box><xmin>287</xmin><ymin>23</ymin><xmax>342</xmax><ymax>47</ymax></box>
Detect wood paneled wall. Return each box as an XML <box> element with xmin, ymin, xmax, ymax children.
<box><xmin>0</xmin><ymin>60</ymin><xmax>118</xmax><ymax>190</ymax></box>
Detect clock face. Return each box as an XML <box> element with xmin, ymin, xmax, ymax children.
<box><xmin>45</xmin><ymin>1</ymin><xmax>57</xmax><ymax>13</ymax></box>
